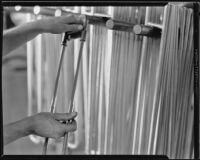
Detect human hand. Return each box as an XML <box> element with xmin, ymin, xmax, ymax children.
<box><xmin>37</xmin><ymin>14</ymin><xmax>86</xmax><ymax>34</ymax></box>
<box><xmin>29</xmin><ymin>112</ymin><xmax>77</xmax><ymax>140</ymax></box>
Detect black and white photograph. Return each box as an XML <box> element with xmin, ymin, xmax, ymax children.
<box><xmin>1</xmin><ymin>2</ymin><xmax>199</xmax><ymax>159</ymax></box>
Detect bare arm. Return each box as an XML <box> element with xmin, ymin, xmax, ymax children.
<box><xmin>3</xmin><ymin>21</ymin><xmax>42</xmax><ymax>55</ymax></box>
<box><xmin>4</xmin><ymin>112</ymin><xmax>77</xmax><ymax>145</ymax></box>
<box><xmin>3</xmin><ymin>14</ymin><xmax>85</xmax><ymax>56</ymax></box>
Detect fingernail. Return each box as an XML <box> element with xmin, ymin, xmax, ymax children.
<box><xmin>78</xmin><ymin>25</ymin><xmax>83</xmax><ymax>30</ymax></box>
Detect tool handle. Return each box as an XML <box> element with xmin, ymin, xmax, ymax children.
<box><xmin>62</xmin><ymin>31</ymin><xmax>82</xmax><ymax>45</ymax></box>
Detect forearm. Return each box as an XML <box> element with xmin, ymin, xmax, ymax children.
<box><xmin>3</xmin><ymin>20</ymin><xmax>44</xmax><ymax>56</ymax></box>
<box><xmin>2</xmin><ymin>14</ymin><xmax>85</xmax><ymax>56</ymax></box>
<box><xmin>3</xmin><ymin>116</ymin><xmax>34</xmax><ymax>145</ymax></box>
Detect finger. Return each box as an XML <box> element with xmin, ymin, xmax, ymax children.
<box><xmin>64</xmin><ymin>24</ymin><xmax>83</xmax><ymax>33</ymax></box>
<box><xmin>61</xmin><ymin>14</ymin><xmax>85</xmax><ymax>24</ymax></box>
<box><xmin>61</xmin><ymin>120</ymin><xmax>77</xmax><ymax>132</ymax></box>
<box><xmin>54</xmin><ymin>112</ymin><xmax>77</xmax><ymax>121</ymax></box>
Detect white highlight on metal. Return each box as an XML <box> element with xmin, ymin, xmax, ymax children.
<box><xmin>73</xmin><ymin>6</ymin><xmax>79</xmax><ymax>13</ymax></box>
<box><xmin>33</xmin><ymin>6</ymin><xmax>40</xmax><ymax>15</ymax></box>
<box><xmin>82</xmin><ymin>20</ymin><xmax>89</xmax><ymax>155</ymax></box>
<box><xmin>153</xmin><ymin>97</ymin><xmax>161</xmax><ymax>154</ymax></box>
<box><xmin>146</xmin><ymin>22</ymin><xmax>163</xmax><ymax>29</ymax></box>
<box><xmin>27</xmin><ymin>13</ymin><xmax>33</xmax><ymax>117</ymax></box>
<box><xmin>135</xmin><ymin>8</ymin><xmax>139</xmax><ymax>14</ymax></box>
<box><xmin>91</xmin><ymin>150</ymin><xmax>95</xmax><ymax>154</ymax></box>
<box><xmin>67</xmin><ymin>6</ymin><xmax>80</xmax><ymax>150</ymax></box>
<box><xmin>36</xmin><ymin>15</ymin><xmax>42</xmax><ymax>113</ymax></box>
<box><xmin>55</xmin><ymin>9</ymin><xmax>62</xmax><ymax>17</ymax></box>
<box><xmin>15</xmin><ymin>5</ymin><xmax>21</xmax><ymax>11</ymax></box>
<box><xmin>148</xmin><ymin>6</ymin><xmax>167</xmax><ymax>154</ymax></box>
<box><xmin>138</xmin><ymin>82</ymin><xmax>148</xmax><ymax>154</ymax></box>
<box><xmin>104</xmin><ymin>6</ymin><xmax>114</xmax><ymax>154</ymax></box>
<box><xmin>160</xmin><ymin>15</ymin><xmax>163</xmax><ymax>22</ymax></box>
<box><xmin>84</xmin><ymin>6</ymin><xmax>94</xmax><ymax>154</ymax></box>
<box><xmin>131</xmin><ymin>32</ymin><xmax>147</xmax><ymax>155</ymax></box>
<box><xmin>93</xmin><ymin>13</ymin><xmax>111</xmax><ymax>18</ymax></box>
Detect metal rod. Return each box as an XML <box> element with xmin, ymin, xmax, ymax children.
<box><xmin>62</xmin><ymin>21</ymin><xmax>87</xmax><ymax>155</ymax></box>
<box><xmin>42</xmin><ymin>33</ymin><xmax>68</xmax><ymax>155</ymax></box>
<box><xmin>106</xmin><ymin>19</ymin><xmax>162</xmax><ymax>37</ymax></box>
<box><xmin>133</xmin><ymin>24</ymin><xmax>161</xmax><ymax>37</ymax></box>
<box><xmin>106</xmin><ymin>19</ymin><xmax>134</xmax><ymax>32</ymax></box>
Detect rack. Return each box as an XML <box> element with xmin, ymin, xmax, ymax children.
<box><xmin>4</xmin><ymin>6</ymin><xmax>162</xmax><ymax>37</ymax></box>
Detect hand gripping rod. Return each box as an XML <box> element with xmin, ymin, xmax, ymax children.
<box><xmin>42</xmin><ymin>30</ymin><xmax>82</xmax><ymax>155</ymax></box>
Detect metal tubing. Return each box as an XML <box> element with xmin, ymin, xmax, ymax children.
<box><xmin>106</xmin><ymin>19</ymin><xmax>161</xmax><ymax>37</ymax></box>
<box><xmin>133</xmin><ymin>24</ymin><xmax>161</xmax><ymax>37</ymax></box>
<box><xmin>62</xmin><ymin>23</ymin><xmax>87</xmax><ymax>155</ymax></box>
<box><xmin>42</xmin><ymin>35</ymin><xmax>67</xmax><ymax>155</ymax></box>
<box><xmin>106</xmin><ymin>19</ymin><xmax>134</xmax><ymax>32</ymax></box>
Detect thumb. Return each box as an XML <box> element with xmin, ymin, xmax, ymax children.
<box><xmin>54</xmin><ymin>112</ymin><xmax>77</xmax><ymax>121</ymax></box>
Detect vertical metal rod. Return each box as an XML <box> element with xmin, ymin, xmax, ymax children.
<box><xmin>62</xmin><ymin>24</ymin><xmax>87</xmax><ymax>155</ymax></box>
<box><xmin>42</xmin><ymin>35</ymin><xmax>68</xmax><ymax>155</ymax></box>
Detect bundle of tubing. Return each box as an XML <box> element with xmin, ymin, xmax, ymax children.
<box><xmin>80</xmin><ymin>5</ymin><xmax>193</xmax><ymax>158</ymax></box>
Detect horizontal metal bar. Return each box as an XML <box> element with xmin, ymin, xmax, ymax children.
<box><xmin>133</xmin><ymin>24</ymin><xmax>161</xmax><ymax>37</ymax></box>
<box><xmin>106</xmin><ymin>19</ymin><xmax>134</xmax><ymax>32</ymax></box>
<box><xmin>106</xmin><ymin>19</ymin><xmax>162</xmax><ymax>37</ymax></box>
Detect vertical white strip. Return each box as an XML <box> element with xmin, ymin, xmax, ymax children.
<box><xmin>86</xmin><ymin>6</ymin><xmax>94</xmax><ymax>154</ymax></box>
<box><xmin>80</xmin><ymin>6</ymin><xmax>90</xmax><ymax>154</ymax></box>
<box><xmin>137</xmin><ymin>86</ymin><xmax>147</xmax><ymax>154</ymax></box>
<box><xmin>82</xmin><ymin>24</ymin><xmax>89</xmax><ymax>154</ymax></box>
<box><xmin>137</xmin><ymin>8</ymin><xmax>150</xmax><ymax>153</ymax></box>
<box><xmin>153</xmin><ymin>97</ymin><xmax>161</xmax><ymax>154</ymax></box>
<box><xmin>27</xmin><ymin>13</ymin><xmax>33</xmax><ymax>117</ymax></box>
<box><xmin>131</xmin><ymin>35</ymin><xmax>147</xmax><ymax>154</ymax></box>
<box><xmin>104</xmin><ymin>6</ymin><xmax>113</xmax><ymax>154</ymax></box>
<box><xmin>97</xmin><ymin>51</ymin><xmax>103</xmax><ymax>154</ymax></box>
<box><xmin>68</xmin><ymin>6</ymin><xmax>80</xmax><ymax>149</ymax></box>
<box><xmin>149</xmin><ymin>6</ymin><xmax>168</xmax><ymax>154</ymax></box>
<box><xmin>36</xmin><ymin>15</ymin><xmax>42</xmax><ymax>113</ymax></box>
<box><xmin>147</xmin><ymin>6</ymin><xmax>166</xmax><ymax>154</ymax></box>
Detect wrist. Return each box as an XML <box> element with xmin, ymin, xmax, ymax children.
<box><xmin>30</xmin><ymin>20</ymin><xmax>46</xmax><ymax>34</ymax></box>
<box><xmin>35</xmin><ymin>18</ymin><xmax>50</xmax><ymax>33</ymax></box>
<box><xmin>21</xmin><ymin>116</ymin><xmax>35</xmax><ymax>136</ymax></box>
